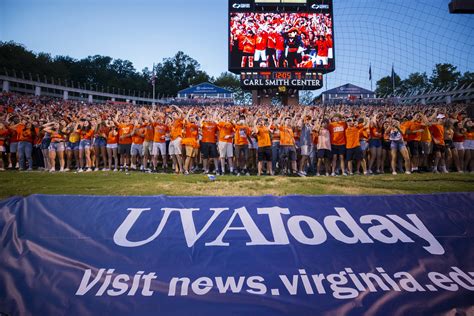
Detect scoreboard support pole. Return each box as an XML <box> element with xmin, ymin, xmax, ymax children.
<box><xmin>252</xmin><ymin>89</ymin><xmax>300</xmax><ymax>106</ymax></box>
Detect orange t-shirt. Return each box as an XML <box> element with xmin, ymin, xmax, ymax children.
<box><xmin>218</xmin><ymin>121</ymin><xmax>234</xmax><ymax>143</ymax></box>
<box><xmin>234</xmin><ymin>125</ymin><xmax>251</xmax><ymax>145</ymax></box>
<box><xmin>407</xmin><ymin>121</ymin><xmax>425</xmax><ymax>142</ymax></box>
<box><xmin>80</xmin><ymin>129</ymin><xmax>94</xmax><ymax>141</ymax></box>
<box><xmin>132</xmin><ymin>126</ymin><xmax>145</xmax><ymax>145</ymax></box>
<box><xmin>345</xmin><ymin>126</ymin><xmax>361</xmax><ymax>149</ymax></box>
<box><xmin>201</xmin><ymin>121</ymin><xmax>218</xmax><ymax>143</ymax></box>
<box><xmin>16</xmin><ymin>124</ymin><xmax>34</xmax><ymax>143</ymax></box>
<box><xmin>358</xmin><ymin>124</ymin><xmax>369</xmax><ymax>140</ymax></box>
<box><xmin>421</xmin><ymin>126</ymin><xmax>432</xmax><ymax>142</ymax></box>
<box><xmin>329</xmin><ymin>121</ymin><xmax>347</xmax><ymax>145</ymax></box>
<box><xmin>429</xmin><ymin>124</ymin><xmax>445</xmax><ymax>145</ymax></box>
<box><xmin>279</xmin><ymin>125</ymin><xmax>295</xmax><ymax>146</ymax></box>
<box><xmin>143</xmin><ymin>124</ymin><xmax>154</xmax><ymax>142</ymax></box>
<box><xmin>0</xmin><ymin>128</ymin><xmax>9</xmax><ymax>146</ymax></box>
<box><xmin>153</xmin><ymin>123</ymin><xmax>169</xmax><ymax>143</ymax></box>
<box><xmin>107</xmin><ymin>129</ymin><xmax>119</xmax><ymax>144</ymax></box>
<box><xmin>257</xmin><ymin>126</ymin><xmax>271</xmax><ymax>147</ymax></box>
<box><xmin>181</xmin><ymin>122</ymin><xmax>199</xmax><ymax>148</ymax></box>
<box><xmin>51</xmin><ymin>131</ymin><xmax>65</xmax><ymax>143</ymax></box>
<box><xmin>465</xmin><ymin>131</ymin><xmax>474</xmax><ymax>141</ymax></box>
<box><xmin>270</xmin><ymin>124</ymin><xmax>280</xmax><ymax>142</ymax></box>
<box><xmin>370</xmin><ymin>125</ymin><xmax>383</xmax><ymax>140</ymax></box>
<box><xmin>170</xmin><ymin>119</ymin><xmax>184</xmax><ymax>140</ymax></box>
<box><xmin>118</xmin><ymin>123</ymin><xmax>133</xmax><ymax>145</ymax></box>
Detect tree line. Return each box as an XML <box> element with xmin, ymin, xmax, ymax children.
<box><xmin>0</xmin><ymin>41</ymin><xmax>241</xmax><ymax>98</ymax></box>
<box><xmin>376</xmin><ymin>64</ymin><xmax>473</xmax><ymax>97</ymax></box>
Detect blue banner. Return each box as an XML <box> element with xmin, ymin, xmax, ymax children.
<box><xmin>1</xmin><ymin>193</ymin><xmax>473</xmax><ymax>316</ymax></box>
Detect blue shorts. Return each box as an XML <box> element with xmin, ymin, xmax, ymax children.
<box><xmin>369</xmin><ymin>139</ymin><xmax>382</xmax><ymax>148</ymax></box>
<box><xmin>79</xmin><ymin>139</ymin><xmax>92</xmax><ymax>150</ymax></box>
<box><xmin>346</xmin><ymin>146</ymin><xmax>363</xmax><ymax>161</ymax></box>
<box><xmin>40</xmin><ymin>138</ymin><xmax>51</xmax><ymax>150</ymax></box>
<box><xmin>66</xmin><ymin>141</ymin><xmax>80</xmax><ymax>151</ymax></box>
<box><xmin>331</xmin><ymin>144</ymin><xmax>346</xmax><ymax>156</ymax></box>
<box><xmin>10</xmin><ymin>142</ymin><xmax>18</xmax><ymax>153</ymax></box>
<box><xmin>94</xmin><ymin>137</ymin><xmax>107</xmax><ymax>147</ymax></box>
<box><xmin>390</xmin><ymin>140</ymin><xmax>406</xmax><ymax>151</ymax></box>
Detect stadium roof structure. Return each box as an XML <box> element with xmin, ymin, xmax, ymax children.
<box><xmin>322</xmin><ymin>83</ymin><xmax>375</xmax><ymax>96</ymax></box>
<box><xmin>177</xmin><ymin>82</ymin><xmax>233</xmax><ymax>99</ymax></box>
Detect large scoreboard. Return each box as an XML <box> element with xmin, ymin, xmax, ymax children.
<box><xmin>229</xmin><ymin>0</ymin><xmax>335</xmax><ymax>90</ymax></box>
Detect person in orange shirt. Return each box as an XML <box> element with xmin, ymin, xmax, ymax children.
<box><xmin>142</xmin><ymin>117</ymin><xmax>155</xmax><ymax>172</ymax></box>
<box><xmin>463</xmin><ymin>119</ymin><xmax>474</xmax><ymax>172</ymax></box>
<box><xmin>217</xmin><ymin>116</ymin><xmax>235</xmax><ymax>175</ymax></box>
<box><xmin>429</xmin><ymin>114</ymin><xmax>447</xmax><ymax>173</ymax></box>
<box><xmin>200</xmin><ymin>114</ymin><xmax>219</xmax><ymax>175</ymax></box>
<box><xmin>279</xmin><ymin>117</ymin><xmax>297</xmax><ymax>175</ymax></box>
<box><xmin>77</xmin><ymin>120</ymin><xmax>94</xmax><ymax>172</ymax></box>
<box><xmin>345</xmin><ymin>118</ymin><xmax>366</xmax><ymax>175</ymax></box>
<box><xmin>105</xmin><ymin>120</ymin><xmax>119</xmax><ymax>171</ymax></box>
<box><xmin>151</xmin><ymin>114</ymin><xmax>170</xmax><ymax>172</ymax></box>
<box><xmin>11</xmin><ymin>118</ymin><xmax>35</xmax><ymax>171</ymax></box>
<box><xmin>406</xmin><ymin>113</ymin><xmax>427</xmax><ymax>172</ymax></box>
<box><xmin>169</xmin><ymin>106</ymin><xmax>186</xmax><ymax>174</ymax></box>
<box><xmin>253</xmin><ymin>118</ymin><xmax>273</xmax><ymax>176</ymax></box>
<box><xmin>181</xmin><ymin>115</ymin><xmax>199</xmax><ymax>175</ymax></box>
<box><xmin>43</xmin><ymin>120</ymin><xmax>67</xmax><ymax>172</ymax></box>
<box><xmin>0</xmin><ymin>122</ymin><xmax>9</xmax><ymax>170</ymax></box>
<box><xmin>130</xmin><ymin>119</ymin><xmax>146</xmax><ymax>170</ymax></box>
<box><xmin>368</xmin><ymin>113</ymin><xmax>384</xmax><ymax>174</ymax></box>
<box><xmin>234</xmin><ymin>115</ymin><xmax>252</xmax><ymax>176</ymax></box>
<box><xmin>113</xmin><ymin>112</ymin><xmax>134</xmax><ymax>172</ymax></box>
<box><xmin>328</xmin><ymin>115</ymin><xmax>347</xmax><ymax>176</ymax></box>
<box><xmin>93</xmin><ymin>120</ymin><xmax>109</xmax><ymax>171</ymax></box>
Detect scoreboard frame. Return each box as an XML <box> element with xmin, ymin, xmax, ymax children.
<box><xmin>228</xmin><ymin>0</ymin><xmax>336</xmax><ymax>76</ymax></box>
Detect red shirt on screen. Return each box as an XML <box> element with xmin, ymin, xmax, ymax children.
<box><xmin>317</xmin><ymin>40</ymin><xmax>329</xmax><ymax>57</ymax></box>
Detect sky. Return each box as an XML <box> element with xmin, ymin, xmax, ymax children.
<box><xmin>1</xmin><ymin>0</ymin><xmax>473</xmax><ymax>93</ymax></box>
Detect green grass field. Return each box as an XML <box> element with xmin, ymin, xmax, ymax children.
<box><xmin>0</xmin><ymin>171</ymin><xmax>473</xmax><ymax>199</ymax></box>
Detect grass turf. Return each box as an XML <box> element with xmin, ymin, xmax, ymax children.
<box><xmin>0</xmin><ymin>171</ymin><xmax>473</xmax><ymax>199</ymax></box>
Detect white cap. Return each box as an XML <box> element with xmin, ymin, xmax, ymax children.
<box><xmin>436</xmin><ymin>114</ymin><xmax>445</xmax><ymax>119</ymax></box>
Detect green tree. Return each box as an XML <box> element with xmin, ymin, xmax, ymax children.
<box><xmin>375</xmin><ymin>73</ymin><xmax>401</xmax><ymax>97</ymax></box>
<box><xmin>458</xmin><ymin>71</ymin><xmax>474</xmax><ymax>87</ymax></box>
<box><xmin>430</xmin><ymin>63</ymin><xmax>461</xmax><ymax>88</ymax></box>
<box><xmin>398</xmin><ymin>72</ymin><xmax>430</xmax><ymax>94</ymax></box>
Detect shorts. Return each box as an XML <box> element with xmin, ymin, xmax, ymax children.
<box><xmin>185</xmin><ymin>146</ymin><xmax>198</xmax><ymax>158</ymax></box>
<box><xmin>118</xmin><ymin>144</ymin><xmax>131</xmax><ymax>155</ymax></box>
<box><xmin>106</xmin><ymin>143</ymin><xmax>118</xmax><ymax>149</ymax></box>
<box><xmin>79</xmin><ymin>139</ymin><xmax>92</xmax><ymax>150</ymax></box>
<box><xmin>346</xmin><ymin>146</ymin><xmax>363</xmax><ymax>161</ymax></box>
<box><xmin>169</xmin><ymin>138</ymin><xmax>182</xmax><ymax>155</ymax></box>
<box><xmin>454</xmin><ymin>142</ymin><xmax>464</xmax><ymax>150</ymax></box>
<box><xmin>10</xmin><ymin>142</ymin><xmax>18</xmax><ymax>153</ymax></box>
<box><xmin>315</xmin><ymin>55</ymin><xmax>329</xmax><ymax>66</ymax></box>
<box><xmin>40</xmin><ymin>138</ymin><xmax>51</xmax><ymax>150</ymax></box>
<box><xmin>464</xmin><ymin>140</ymin><xmax>474</xmax><ymax>150</ymax></box>
<box><xmin>391</xmin><ymin>140</ymin><xmax>406</xmax><ymax>151</ymax></box>
<box><xmin>131</xmin><ymin>143</ymin><xmax>143</xmax><ymax>156</ymax></box>
<box><xmin>360</xmin><ymin>140</ymin><xmax>369</xmax><ymax>151</ymax></box>
<box><xmin>331</xmin><ymin>144</ymin><xmax>346</xmax><ymax>156</ymax></box>
<box><xmin>235</xmin><ymin>145</ymin><xmax>249</xmax><ymax>160</ymax></box>
<box><xmin>66</xmin><ymin>141</ymin><xmax>80</xmax><ymax>151</ymax></box>
<box><xmin>369</xmin><ymin>139</ymin><xmax>382</xmax><ymax>148</ymax></box>
<box><xmin>444</xmin><ymin>139</ymin><xmax>455</xmax><ymax>150</ymax></box>
<box><xmin>407</xmin><ymin>141</ymin><xmax>421</xmax><ymax>156</ymax></box>
<box><xmin>218</xmin><ymin>141</ymin><xmax>233</xmax><ymax>158</ymax></box>
<box><xmin>280</xmin><ymin>145</ymin><xmax>297</xmax><ymax>161</ymax></box>
<box><xmin>433</xmin><ymin>144</ymin><xmax>447</xmax><ymax>154</ymax></box>
<box><xmin>422</xmin><ymin>141</ymin><xmax>432</xmax><ymax>155</ymax></box>
<box><xmin>152</xmin><ymin>142</ymin><xmax>167</xmax><ymax>156</ymax></box>
<box><xmin>49</xmin><ymin>142</ymin><xmax>65</xmax><ymax>152</ymax></box>
<box><xmin>317</xmin><ymin>149</ymin><xmax>332</xmax><ymax>159</ymax></box>
<box><xmin>382</xmin><ymin>141</ymin><xmax>391</xmax><ymax>151</ymax></box>
<box><xmin>143</xmin><ymin>141</ymin><xmax>153</xmax><ymax>156</ymax></box>
<box><xmin>200</xmin><ymin>142</ymin><xmax>218</xmax><ymax>159</ymax></box>
<box><xmin>300</xmin><ymin>145</ymin><xmax>310</xmax><ymax>156</ymax></box>
<box><xmin>94</xmin><ymin>137</ymin><xmax>107</xmax><ymax>148</ymax></box>
<box><xmin>258</xmin><ymin>146</ymin><xmax>272</xmax><ymax>162</ymax></box>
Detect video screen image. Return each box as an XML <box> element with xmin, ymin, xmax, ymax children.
<box><xmin>230</xmin><ymin>12</ymin><xmax>334</xmax><ymax>71</ymax></box>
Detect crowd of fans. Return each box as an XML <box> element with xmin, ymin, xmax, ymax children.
<box><xmin>0</xmin><ymin>92</ymin><xmax>473</xmax><ymax>176</ymax></box>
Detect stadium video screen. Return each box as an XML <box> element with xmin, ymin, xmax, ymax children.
<box><xmin>229</xmin><ymin>12</ymin><xmax>334</xmax><ymax>72</ymax></box>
